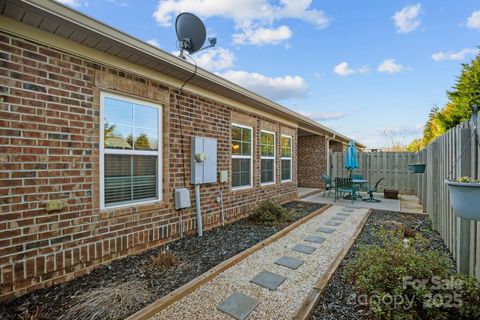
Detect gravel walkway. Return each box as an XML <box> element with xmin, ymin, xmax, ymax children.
<box><xmin>152</xmin><ymin>205</ymin><xmax>370</xmax><ymax>320</ymax></box>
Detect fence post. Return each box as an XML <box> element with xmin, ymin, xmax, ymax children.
<box><xmin>456</xmin><ymin>128</ymin><xmax>473</xmax><ymax>274</ymax></box>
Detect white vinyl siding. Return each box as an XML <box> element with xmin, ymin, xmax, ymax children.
<box><xmin>100</xmin><ymin>92</ymin><xmax>162</xmax><ymax>209</ymax></box>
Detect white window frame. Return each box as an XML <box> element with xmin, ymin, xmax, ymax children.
<box><xmin>281</xmin><ymin>134</ymin><xmax>293</xmax><ymax>183</ymax></box>
<box><xmin>260</xmin><ymin>130</ymin><xmax>276</xmax><ymax>186</ymax></box>
<box><xmin>99</xmin><ymin>91</ymin><xmax>163</xmax><ymax>209</ymax></box>
<box><xmin>231</xmin><ymin>123</ymin><xmax>253</xmax><ymax>190</ymax></box>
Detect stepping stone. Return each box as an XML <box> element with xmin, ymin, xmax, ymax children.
<box><xmin>217</xmin><ymin>292</ymin><xmax>260</xmax><ymax>320</ymax></box>
<box><xmin>250</xmin><ymin>270</ymin><xmax>286</xmax><ymax>290</ymax></box>
<box><xmin>292</xmin><ymin>243</ymin><xmax>317</xmax><ymax>254</ymax></box>
<box><xmin>342</xmin><ymin>209</ymin><xmax>354</xmax><ymax>212</ymax></box>
<box><xmin>304</xmin><ymin>235</ymin><xmax>326</xmax><ymax>244</ymax></box>
<box><xmin>331</xmin><ymin>216</ymin><xmax>346</xmax><ymax>221</ymax></box>
<box><xmin>325</xmin><ymin>221</ymin><xmax>341</xmax><ymax>226</ymax></box>
<box><xmin>274</xmin><ymin>256</ymin><xmax>304</xmax><ymax>270</ymax></box>
<box><xmin>337</xmin><ymin>212</ymin><xmax>351</xmax><ymax>217</ymax></box>
<box><xmin>317</xmin><ymin>226</ymin><xmax>336</xmax><ymax>234</ymax></box>
<box><xmin>346</xmin><ymin>205</ymin><xmax>357</xmax><ymax>209</ymax></box>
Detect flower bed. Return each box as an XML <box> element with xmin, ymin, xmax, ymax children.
<box><xmin>310</xmin><ymin>210</ymin><xmax>480</xmax><ymax>320</ymax></box>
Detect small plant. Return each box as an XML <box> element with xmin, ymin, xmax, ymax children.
<box><xmin>249</xmin><ymin>200</ymin><xmax>292</xmax><ymax>225</ymax></box>
<box><xmin>404</xmin><ymin>227</ymin><xmax>416</xmax><ymax>238</ymax></box>
<box><xmin>454</xmin><ymin>176</ymin><xmax>480</xmax><ymax>183</ymax></box>
<box><xmin>147</xmin><ymin>246</ymin><xmax>180</xmax><ymax>270</ymax></box>
<box><xmin>61</xmin><ymin>282</ymin><xmax>153</xmax><ymax>320</ymax></box>
<box><xmin>345</xmin><ymin>226</ymin><xmax>480</xmax><ymax>319</ymax></box>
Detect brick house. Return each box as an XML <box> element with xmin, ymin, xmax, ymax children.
<box><xmin>0</xmin><ymin>0</ymin><xmax>364</xmax><ymax>300</ymax></box>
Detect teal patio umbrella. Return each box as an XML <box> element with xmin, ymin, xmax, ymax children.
<box><xmin>345</xmin><ymin>140</ymin><xmax>358</xmax><ymax>177</ymax></box>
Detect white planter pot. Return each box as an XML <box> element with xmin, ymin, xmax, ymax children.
<box><xmin>445</xmin><ymin>180</ymin><xmax>480</xmax><ymax>220</ymax></box>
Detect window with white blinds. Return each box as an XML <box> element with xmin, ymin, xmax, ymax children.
<box><xmin>100</xmin><ymin>93</ymin><xmax>162</xmax><ymax>208</ymax></box>
<box><xmin>260</xmin><ymin>131</ymin><xmax>275</xmax><ymax>185</ymax></box>
<box><xmin>281</xmin><ymin>135</ymin><xmax>292</xmax><ymax>182</ymax></box>
<box><xmin>231</xmin><ymin>123</ymin><xmax>252</xmax><ymax>189</ymax></box>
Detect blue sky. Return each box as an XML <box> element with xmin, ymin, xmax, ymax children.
<box><xmin>58</xmin><ymin>0</ymin><xmax>480</xmax><ymax>148</ymax></box>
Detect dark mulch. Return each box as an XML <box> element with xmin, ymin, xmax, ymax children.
<box><xmin>0</xmin><ymin>201</ymin><xmax>324</xmax><ymax>320</ymax></box>
<box><xmin>310</xmin><ymin>210</ymin><xmax>455</xmax><ymax>320</ymax></box>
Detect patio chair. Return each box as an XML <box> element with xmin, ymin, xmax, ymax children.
<box><xmin>351</xmin><ymin>174</ymin><xmax>367</xmax><ymax>197</ymax></box>
<box><xmin>362</xmin><ymin>178</ymin><xmax>384</xmax><ymax>203</ymax></box>
<box><xmin>321</xmin><ymin>174</ymin><xmax>335</xmax><ymax>197</ymax></box>
<box><xmin>334</xmin><ymin>177</ymin><xmax>355</xmax><ymax>204</ymax></box>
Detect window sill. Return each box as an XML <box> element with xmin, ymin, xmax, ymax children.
<box><xmin>100</xmin><ymin>199</ymin><xmax>163</xmax><ymax>217</ymax></box>
<box><xmin>281</xmin><ymin>179</ymin><xmax>293</xmax><ymax>184</ymax></box>
<box><xmin>231</xmin><ymin>185</ymin><xmax>253</xmax><ymax>192</ymax></box>
<box><xmin>260</xmin><ymin>182</ymin><xmax>276</xmax><ymax>187</ymax></box>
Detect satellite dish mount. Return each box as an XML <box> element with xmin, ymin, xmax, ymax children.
<box><xmin>175</xmin><ymin>12</ymin><xmax>216</xmax><ymax>59</ymax></box>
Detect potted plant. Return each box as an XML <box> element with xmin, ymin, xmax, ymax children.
<box><xmin>445</xmin><ymin>177</ymin><xmax>480</xmax><ymax>220</ymax></box>
<box><xmin>407</xmin><ymin>163</ymin><xmax>426</xmax><ymax>173</ymax></box>
<box><xmin>384</xmin><ymin>188</ymin><xmax>399</xmax><ymax>199</ymax></box>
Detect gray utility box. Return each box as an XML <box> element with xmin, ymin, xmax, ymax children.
<box><xmin>191</xmin><ymin>137</ymin><xmax>217</xmax><ymax>184</ymax></box>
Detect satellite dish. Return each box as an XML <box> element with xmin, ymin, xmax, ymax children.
<box><xmin>176</xmin><ymin>13</ymin><xmax>206</xmax><ymax>56</ymax></box>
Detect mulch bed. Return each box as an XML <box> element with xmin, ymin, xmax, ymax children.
<box><xmin>0</xmin><ymin>201</ymin><xmax>324</xmax><ymax>320</ymax></box>
<box><xmin>310</xmin><ymin>210</ymin><xmax>456</xmax><ymax>320</ymax></box>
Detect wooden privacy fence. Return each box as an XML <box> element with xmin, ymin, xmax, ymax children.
<box><xmin>332</xmin><ymin>151</ymin><xmax>418</xmax><ymax>195</ymax></box>
<box><xmin>415</xmin><ymin>114</ymin><xmax>480</xmax><ymax>279</ymax></box>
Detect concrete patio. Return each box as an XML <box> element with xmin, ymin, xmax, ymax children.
<box><xmin>300</xmin><ymin>191</ymin><xmax>401</xmax><ymax>211</ymax></box>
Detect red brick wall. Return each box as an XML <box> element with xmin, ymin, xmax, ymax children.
<box><xmin>297</xmin><ymin>135</ymin><xmax>326</xmax><ymax>188</ymax></box>
<box><xmin>0</xmin><ymin>32</ymin><xmax>298</xmax><ymax>300</ymax></box>
<box><xmin>330</xmin><ymin>141</ymin><xmax>344</xmax><ymax>153</ymax></box>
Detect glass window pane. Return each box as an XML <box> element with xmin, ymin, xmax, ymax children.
<box><xmin>133</xmin><ymin>156</ymin><xmax>157</xmax><ymax>200</ymax></box>
<box><xmin>104</xmin><ymin>98</ymin><xmax>133</xmax><ymax>149</ymax></box>
<box><xmin>241</xmin><ymin>127</ymin><xmax>251</xmax><ymax>141</ymax></box>
<box><xmin>281</xmin><ymin>136</ymin><xmax>292</xmax><ymax>157</ymax></box>
<box><xmin>134</xmin><ymin>128</ymin><xmax>158</xmax><ymax>150</ymax></box>
<box><xmin>261</xmin><ymin>159</ymin><xmax>274</xmax><ymax>184</ymax></box>
<box><xmin>282</xmin><ymin>159</ymin><xmax>291</xmax><ymax>181</ymax></box>
<box><xmin>232</xmin><ymin>158</ymin><xmax>251</xmax><ymax>188</ymax></box>
<box><xmin>104</xmin><ymin>154</ymin><xmax>158</xmax><ymax>205</ymax></box>
<box><xmin>134</xmin><ymin>104</ymin><xmax>158</xmax><ymax>130</ymax></box>
<box><xmin>232</xmin><ymin>126</ymin><xmax>241</xmax><ymax>141</ymax></box>
<box><xmin>242</xmin><ymin>142</ymin><xmax>251</xmax><ymax>156</ymax></box>
<box><xmin>232</xmin><ymin>141</ymin><xmax>241</xmax><ymax>155</ymax></box>
<box><xmin>104</xmin><ymin>154</ymin><xmax>132</xmax><ymax>204</ymax></box>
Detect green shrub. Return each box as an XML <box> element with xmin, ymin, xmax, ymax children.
<box><xmin>345</xmin><ymin>225</ymin><xmax>480</xmax><ymax>319</ymax></box>
<box><xmin>249</xmin><ymin>200</ymin><xmax>292</xmax><ymax>225</ymax></box>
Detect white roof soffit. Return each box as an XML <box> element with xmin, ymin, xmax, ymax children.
<box><xmin>0</xmin><ymin>0</ymin><xmax>365</xmax><ymax>148</ymax></box>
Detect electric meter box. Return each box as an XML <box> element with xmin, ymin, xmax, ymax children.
<box><xmin>191</xmin><ymin>137</ymin><xmax>217</xmax><ymax>184</ymax></box>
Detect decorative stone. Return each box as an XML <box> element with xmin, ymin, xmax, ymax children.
<box><xmin>250</xmin><ymin>270</ymin><xmax>287</xmax><ymax>290</ymax></box>
<box><xmin>317</xmin><ymin>226</ymin><xmax>336</xmax><ymax>234</ymax></box>
<box><xmin>304</xmin><ymin>235</ymin><xmax>325</xmax><ymax>243</ymax></box>
<box><xmin>274</xmin><ymin>256</ymin><xmax>304</xmax><ymax>270</ymax></box>
<box><xmin>292</xmin><ymin>244</ymin><xmax>316</xmax><ymax>254</ymax></box>
<box><xmin>337</xmin><ymin>213</ymin><xmax>351</xmax><ymax>217</ymax></box>
<box><xmin>331</xmin><ymin>216</ymin><xmax>346</xmax><ymax>221</ymax></box>
<box><xmin>325</xmin><ymin>221</ymin><xmax>341</xmax><ymax>226</ymax></box>
<box><xmin>217</xmin><ymin>292</ymin><xmax>260</xmax><ymax>320</ymax></box>
<box><xmin>342</xmin><ymin>209</ymin><xmax>354</xmax><ymax>212</ymax></box>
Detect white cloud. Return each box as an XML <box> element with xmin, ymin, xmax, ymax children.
<box><xmin>195</xmin><ymin>48</ymin><xmax>235</xmax><ymax>71</ymax></box>
<box><xmin>467</xmin><ymin>11</ymin><xmax>480</xmax><ymax>29</ymax></box>
<box><xmin>218</xmin><ymin>70</ymin><xmax>308</xmax><ymax>100</ymax></box>
<box><xmin>299</xmin><ymin>111</ymin><xmax>346</xmax><ymax>122</ymax></box>
<box><xmin>432</xmin><ymin>48</ymin><xmax>479</xmax><ymax>61</ymax></box>
<box><xmin>153</xmin><ymin>0</ymin><xmax>330</xmax><ymax>46</ymax></box>
<box><xmin>172</xmin><ymin>47</ymin><xmax>235</xmax><ymax>72</ymax></box>
<box><xmin>55</xmin><ymin>0</ymin><xmax>82</xmax><ymax>7</ymax></box>
<box><xmin>377</xmin><ymin>59</ymin><xmax>404</xmax><ymax>73</ymax></box>
<box><xmin>233</xmin><ymin>25</ymin><xmax>292</xmax><ymax>46</ymax></box>
<box><xmin>333</xmin><ymin>62</ymin><xmax>368</xmax><ymax>77</ymax></box>
<box><xmin>392</xmin><ymin>4</ymin><xmax>421</xmax><ymax>33</ymax></box>
<box><xmin>146</xmin><ymin>39</ymin><xmax>161</xmax><ymax>48</ymax></box>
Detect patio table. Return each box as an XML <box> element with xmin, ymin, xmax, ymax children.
<box><xmin>345</xmin><ymin>179</ymin><xmax>368</xmax><ymax>200</ymax></box>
